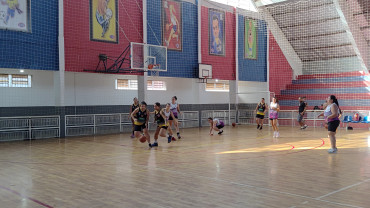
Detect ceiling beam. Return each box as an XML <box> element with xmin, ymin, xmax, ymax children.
<box><xmin>287</xmin><ymin>30</ymin><xmax>346</xmax><ymax>41</ymax></box>
<box><xmin>294</xmin><ymin>43</ymin><xmax>352</xmax><ymax>51</ymax></box>
<box><xmin>279</xmin><ymin>17</ymin><xmax>340</xmax><ymax>29</ymax></box>
<box><xmin>302</xmin><ymin>55</ymin><xmax>357</xmax><ymax>62</ymax></box>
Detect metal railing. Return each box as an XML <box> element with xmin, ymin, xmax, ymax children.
<box><xmin>201</xmin><ymin>110</ymin><xmax>237</xmax><ymax>127</ymax></box>
<box><xmin>0</xmin><ymin>116</ymin><xmax>60</xmax><ymax>141</ymax></box>
<box><xmin>65</xmin><ymin>111</ymin><xmax>200</xmax><ymax>137</ymax></box>
<box><xmin>237</xmin><ymin>109</ymin><xmax>370</xmax><ymax>129</ymax></box>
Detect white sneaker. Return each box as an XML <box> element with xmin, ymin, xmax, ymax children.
<box><xmin>303</xmin><ymin>125</ymin><xmax>308</xmax><ymax>129</ymax></box>
<box><xmin>273</xmin><ymin>131</ymin><xmax>276</xmax><ymax>138</ymax></box>
<box><xmin>328</xmin><ymin>148</ymin><xmax>338</xmax><ymax>153</ymax></box>
<box><xmin>276</xmin><ymin>132</ymin><xmax>280</xmax><ymax>138</ymax></box>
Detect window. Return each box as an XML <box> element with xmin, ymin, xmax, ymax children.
<box><xmin>205</xmin><ymin>81</ymin><xmax>229</xmax><ymax>92</ymax></box>
<box><xmin>116</xmin><ymin>79</ymin><xmax>166</xmax><ymax>91</ymax></box>
<box><xmin>116</xmin><ymin>79</ymin><xmax>137</xmax><ymax>90</ymax></box>
<box><xmin>0</xmin><ymin>74</ymin><xmax>31</xmax><ymax>88</ymax></box>
<box><xmin>147</xmin><ymin>80</ymin><xmax>166</xmax><ymax>91</ymax></box>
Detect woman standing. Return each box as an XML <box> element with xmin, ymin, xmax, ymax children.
<box><xmin>324</xmin><ymin>95</ymin><xmax>341</xmax><ymax>153</ymax></box>
<box><xmin>269</xmin><ymin>97</ymin><xmax>280</xmax><ymax>138</ymax></box>
<box><xmin>255</xmin><ymin>98</ymin><xmax>268</xmax><ymax>130</ymax></box>
<box><xmin>129</xmin><ymin>97</ymin><xmax>140</xmax><ymax>138</ymax></box>
<box><xmin>169</xmin><ymin>96</ymin><xmax>182</xmax><ymax>139</ymax></box>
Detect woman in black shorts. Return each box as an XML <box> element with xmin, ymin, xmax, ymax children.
<box><xmin>324</xmin><ymin>95</ymin><xmax>341</xmax><ymax>153</ymax></box>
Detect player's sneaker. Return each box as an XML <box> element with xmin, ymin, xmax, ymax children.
<box><xmin>172</xmin><ymin>137</ymin><xmax>177</xmax><ymax>141</ymax></box>
<box><xmin>257</xmin><ymin>124</ymin><xmax>260</xmax><ymax>129</ymax></box>
<box><xmin>148</xmin><ymin>143</ymin><xmax>152</xmax><ymax>148</ymax></box>
<box><xmin>152</xmin><ymin>142</ymin><xmax>158</xmax><ymax>147</ymax></box>
<box><xmin>218</xmin><ymin>130</ymin><xmax>224</xmax><ymax>135</ymax></box>
<box><xmin>177</xmin><ymin>132</ymin><xmax>181</xmax><ymax>139</ymax></box>
<box><xmin>168</xmin><ymin>135</ymin><xmax>172</xmax><ymax>143</ymax></box>
<box><xmin>328</xmin><ymin>148</ymin><xmax>338</xmax><ymax>153</ymax></box>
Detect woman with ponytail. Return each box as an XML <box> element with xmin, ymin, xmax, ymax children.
<box><xmin>324</xmin><ymin>95</ymin><xmax>341</xmax><ymax>153</ymax></box>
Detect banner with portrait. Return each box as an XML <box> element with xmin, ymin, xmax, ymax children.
<box><xmin>90</xmin><ymin>0</ymin><xmax>118</xmax><ymax>43</ymax></box>
<box><xmin>0</xmin><ymin>0</ymin><xmax>30</xmax><ymax>32</ymax></box>
<box><xmin>209</xmin><ymin>9</ymin><xmax>225</xmax><ymax>56</ymax></box>
<box><xmin>162</xmin><ymin>0</ymin><xmax>182</xmax><ymax>51</ymax></box>
<box><xmin>245</xmin><ymin>18</ymin><xmax>257</xmax><ymax>59</ymax></box>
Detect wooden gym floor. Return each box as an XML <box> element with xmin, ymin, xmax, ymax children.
<box><xmin>0</xmin><ymin>125</ymin><xmax>369</xmax><ymax>208</ymax></box>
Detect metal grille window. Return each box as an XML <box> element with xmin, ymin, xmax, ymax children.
<box><xmin>0</xmin><ymin>74</ymin><xmax>31</xmax><ymax>88</ymax></box>
<box><xmin>205</xmin><ymin>81</ymin><xmax>229</xmax><ymax>92</ymax></box>
<box><xmin>147</xmin><ymin>80</ymin><xmax>166</xmax><ymax>91</ymax></box>
<box><xmin>116</xmin><ymin>79</ymin><xmax>166</xmax><ymax>91</ymax></box>
<box><xmin>116</xmin><ymin>79</ymin><xmax>138</xmax><ymax>90</ymax></box>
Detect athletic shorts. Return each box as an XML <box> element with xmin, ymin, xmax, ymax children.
<box><xmin>157</xmin><ymin>125</ymin><xmax>168</xmax><ymax>129</ymax></box>
<box><xmin>216</xmin><ymin>121</ymin><xmax>225</xmax><ymax>129</ymax></box>
<box><xmin>256</xmin><ymin>114</ymin><xmax>264</xmax><ymax>119</ymax></box>
<box><xmin>169</xmin><ymin>115</ymin><xmax>178</xmax><ymax>120</ymax></box>
<box><xmin>297</xmin><ymin>113</ymin><xmax>304</xmax><ymax>122</ymax></box>
<box><xmin>328</xmin><ymin>120</ymin><xmax>340</xmax><ymax>132</ymax></box>
<box><xmin>134</xmin><ymin>124</ymin><xmax>146</xmax><ymax>132</ymax></box>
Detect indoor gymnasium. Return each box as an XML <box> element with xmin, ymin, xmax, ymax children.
<box><xmin>0</xmin><ymin>0</ymin><xmax>370</xmax><ymax>207</ymax></box>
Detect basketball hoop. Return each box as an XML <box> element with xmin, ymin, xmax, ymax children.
<box><xmin>198</xmin><ymin>76</ymin><xmax>208</xmax><ymax>83</ymax></box>
<box><xmin>148</xmin><ymin>64</ymin><xmax>160</xmax><ymax>70</ymax></box>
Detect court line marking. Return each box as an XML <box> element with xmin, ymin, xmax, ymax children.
<box><xmin>316</xmin><ymin>178</ymin><xmax>370</xmax><ymax>199</ymax></box>
<box><xmin>0</xmin><ymin>185</ymin><xmax>54</xmax><ymax>208</ymax></box>
<box><xmin>133</xmin><ymin>163</ymin><xmax>364</xmax><ymax>208</ymax></box>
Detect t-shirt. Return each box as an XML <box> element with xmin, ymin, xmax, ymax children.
<box><xmin>299</xmin><ymin>101</ymin><xmax>307</xmax><ymax>113</ymax></box>
<box><xmin>324</xmin><ymin>103</ymin><xmax>340</xmax><ymax>122</ymax></box>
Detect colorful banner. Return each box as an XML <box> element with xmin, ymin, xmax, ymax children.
<box><xmin>0</xmin><ymin>0</ymin><xmax>30</xmax><ymax>32</ymax></box>
<box><xmin>245</xmin><ymin>18</ymin><xmax>257</xmax><ymax>59</ymax></box>
<box><xmin>90</xmin><ymin>0</ymin><xmax>118</xmax><ymax>43</ymax></box>
<box><xmin>162</xmin><ymin>0</ymin><xmax>182</xmax><ymax>51</ymax></box>
<box><xmin>209</xmin><ymin>9</ymin><xmax>225</xmax><ymax>56</ymax></box>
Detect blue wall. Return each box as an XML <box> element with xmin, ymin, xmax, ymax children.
<box><xmin>238</xmin><ymin>15</ymin><xmax>267</xmax><ymax>82</ymax></box>
<box><xmin>147</xmin><ymin>0</ymin><xmax>198</xmax><ymax>78</ymax></box>
<box><xmin>0</xmin><ymin>1</ymin><xmax>59</xmax><ymax>71</ymax></box>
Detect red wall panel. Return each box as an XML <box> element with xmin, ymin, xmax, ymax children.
<box><xmin>269</xmin><ymin>32</ymin><xmax>292</xmax><ymax>96</ymax></box>
<box><xmin>64</xmin><ymin>1</ymin><xmax>143</xmax><ymax>73</ymax></box>
<box><xmin>201</xmin><ymin>7</ymin><xmax>236</xmax><ymax>80</ymax></box>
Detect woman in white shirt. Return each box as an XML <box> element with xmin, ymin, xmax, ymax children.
<box><xmin>269</xmin><ymin>97</ymin><xmax>280</xmax><ymax>138</ymax></box>
<box><xmin>323</xmin><ymin>95</ymin><xmax>341</xmax><ymax>153</ymax></box>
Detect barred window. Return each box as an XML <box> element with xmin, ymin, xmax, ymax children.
<box><xmin>205</xmin><ymin>80</ymin><xmax>229</xmax><ymax>92</ymax></box>
<box><xmin>0</xmin><ymin>74</ymin><xmax>31</xmax><ymax>88</ymax></box>
<box><xmin>147</xmin><ymin>80</ymin><xmax>166</xmax><ymax>91</ymax></box>
<box><xmin>116</xmin><ymin>79</ymin><xmax>137</xmax><ymax>90</ymax></box>
<box><xmin>116</xmin><ymin>79</ymin><xmax>166</xmax><ymax>91</ymax></box>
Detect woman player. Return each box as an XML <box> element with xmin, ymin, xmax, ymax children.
<box><xmin>269</xmin><ymin>97</ymin><xmax>280</xmax><ymax>138</ymax></box>
<box><xmin>131</xmin><ymin>101</ymin><xmax>152</xmax><ymax>148</ymax></box>
<box><xmin>169</xmin><ymin>96</ymin><xmax>182</xmax><ymax>139</ymax></box>
<box><xmin>152</xmin><ymin>102</ymin><xmax>176</xmax><ymax>146</ymax></box>
<box><xmin>208</xmin><ymin>117</ymin><xmax>224</xmax><ymax>135</ymax></box>
<box><xmin>129</xmin><ymin>97</ymin><xmax>140</xmax><ymax>138</ymax></box>
<box><xmin>255</xmin><ymin>98</ymin><xmax>268</xmax><ymax>130</ymax></box>
<box><xmin>322</xmin><ymin>95</ymin><xmax>341</xmax><ymax>153</ymax></box>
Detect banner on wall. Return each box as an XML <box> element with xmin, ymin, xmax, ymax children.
<box><xmin>0</xmin><ymin>0</ymin><xmax>30</xmax><ymax>32</ymax></box>
<box><xmin>90</xmin><ymin>0</ymin><xmax>118</xmax><ymax>43</ymax></box>
<box><xmin>162</xmin><ymin>0</ymin><xmax>182</xmax><ymax>51</ymax></box>
<box><xmin>245</xmin><ymin>18</ymin><xmax>257</xmax><ymax>59</ymax></box>
<box><xmin>209</xmin><ymin>8</ymin><xmax>225</xmax><ymax>56</ymax></box>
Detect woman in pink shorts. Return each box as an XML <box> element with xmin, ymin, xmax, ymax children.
<box><xmin>269</xmin><ymin>97</ymin><xmax>280</xmax><ymax>138</ymax></box>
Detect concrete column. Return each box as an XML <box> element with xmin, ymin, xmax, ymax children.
<box><xmin>57</xmin><ymin>0</ymin><xmax>66</xmax><ymax>137</ymax></box>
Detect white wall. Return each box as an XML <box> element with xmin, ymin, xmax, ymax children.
<box><xmin>147</xmin><ymin>77</ymin><xmax>229</xmax><ymax>105</ymax></box>
<box><xmin>302</xmin><ymin>56</ymin><xmax>363</xmax><ymax>75</ymax></box>
<box><xmin>0</xmin><ymin>68</ymin><xmax>55</xmax><ymax>107</ymax></box>
<box><xmin>65</xmin><ymin>72</ymin><xmax>138</xmax><ymax>106</ymax></box>
<box><xmin>0</xmin><ymin>70</ymin><xmax>248</xmax><ymax>107</ymax></box>
<box><xmin>238</xmin><ymin>81</ymin><xmax>269</xmax><ymax>104</ymax></box>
